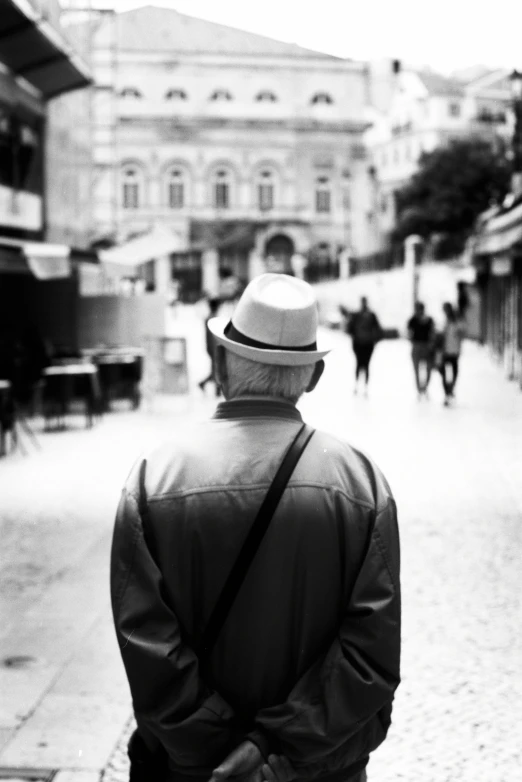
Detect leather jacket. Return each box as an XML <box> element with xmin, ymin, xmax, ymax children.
<box><xmin>110</xmin><ymin>398</ymin><xmax>401</xmax><ymax>782</ymax></box>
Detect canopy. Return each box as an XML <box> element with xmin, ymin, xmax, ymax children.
<box><xmin>99</xmin><ymin>227</ymin><xmax>187</xmax><ymax>275</ymax></box>
<box><xmin>0</xmin><ymin>236</ymin><xmax>70</xmax><ymax>278</ymax></box>
<box><xmin>0</xmin><ymin>0</ymin><xmax>92</xmax><ymax>99</ymax></box>
<box><xmin>473</xmin><ymin>200</ymin><xmax>522</xmax><ymax>257</ymax></box>
<box><xmin>190</xmin><ymin>219</ymin><xmax>262</xmax><ymax>252</ymax></box>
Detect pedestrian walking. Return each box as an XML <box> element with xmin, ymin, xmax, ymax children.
<box><xmin>346</xmin><ymin>297</ymin><xmax>383</xmax><ymax>396</ymax></box>
<box><xmin>110</xmin><ymin>274</ymin><xmax>401</xmax><ymax>782</ymax></box>
<box><xmin>437</xmin><ymin>302</ymin><xmax>467</xmax><ymax>406</ymax></box>
<box><xmin>198</xmin><ymin>297</ymin><xmax>221</xmax><ymax>395</ymax></box>
<box><xmin>218</xmin><ymin>266</ymin><xmax>243</xmax><ymax>302</ymax></box>
<box><xmin>407</xmin><ymin>302</ymin><xmax>435</xmax><ymax>399</ymax></box>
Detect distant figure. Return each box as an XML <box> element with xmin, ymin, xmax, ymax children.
<box><xmin>346</xmin><ymin>297</ymin><xmax>383</xmax><ymax>396</ymax></box>
<box><xmin>12</xmin><ymin>325</ymin><xmax>51</xmax><ymax>407</ymax></box>
<box><xmin>218</xmin><ymin>267</ymin><xmax>242</xmax><ymax>302</ymax></box>
<box><xmin>198</xmin><ymin>298</ymin><xmax>221</xmax><ymax>395</ymax></box>
<box><xmin>217</xmin><ymin>268</ymin><xmax>243</xmax><ymax>322</ymax></box>
<box><xmin>457</xmin><ymin>281</ymin><xmax>470</xmax><ymax>321</ymax></box>
<box><xmin>407</xmin><ymin>301</ymin><xmax>435</xmax><ymax>399</ymax></box>
<box><xmin>438</xmin><ymin>302</ymin><xmax>467</xmax><ymax>406</ymax></box>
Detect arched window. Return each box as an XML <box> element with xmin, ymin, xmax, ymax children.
<box><xmin>257</xmin><ymin>170</ymin><xmax>275</xmax><ymax>211</ymax></box>
<box><xmin>209</xmin><ymin>89</ymin><xmax>233</xmax><ymax>101</ymax></box>
<box><xmin>166</xmin><ymin>168</ymin><xmax>186</xmax><ymax>209</ymax></box>
<box><xmin>255</xmin><ymin>91</ymin><xmax>278</xmax><ymax>103</ymax></box>
<box><xmin>121</xmin><ymin>165</ymin><xmax>142</xmax><ymax>209</ymax></box>
<box><xmin>213</xmin><ymin>169</ymin><xmax>232</xmax><ymax>209</ymax></box>
<box><xmin>311</xmin><ymin>92</ymin><xmax>333</xmax><ymax>105</ymax></box>
<box><xmin>165</xmin><ymin>88</ymin><xmax>187</xmax><ymax>100</ymax></box>
<box><xmin>315</xmin><ymin>176</ymin><xmax>331</xmax><ymax>213</ymax></box>
<box><xmin>119</xmin><ymin>87</ymin><xmax>143</xmax><ymax>99</ymax></box>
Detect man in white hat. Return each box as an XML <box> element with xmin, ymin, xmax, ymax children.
<box><xmin>111</xmin><ymin>274</ymin><xmax>401</xmax><ymax>782</ymax></box>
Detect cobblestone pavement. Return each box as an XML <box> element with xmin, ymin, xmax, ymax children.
<box><xmin>2</xmin><ymin>334</ymin><xmax>522</xmax><ymax>782</ymax></box>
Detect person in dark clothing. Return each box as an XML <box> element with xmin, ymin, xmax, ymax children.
<box><xmin>457</xmin><ymin>282</ymin><xmax>470</xmax><ymax>321</ymax></box>
<box><xmin>346</xmin><ymin>297</ymin><xmax>382</xmax><ymax>396</ymax></box>
<box><xmin>438</xmin><ymin>302</ymin><xmax>466</xmax><ymax>407</ymax></box>
<box><xmin>111</xmin><ymin>274</ymin><xmax>400</xmax><ymax>782</ymax></box>
<box><xmin>407</xmin><ymin>302</ymin><xmax>435</xmax><ymax>399</ymax></box>
<box><xmin>198</xmin><ymin>298</ymin><xmax>222</xmax><ymax>394</ymax></box>
<box><xmin>218</xmin><ymin>267</ymin><xmax>243</xmax><ymax>303</ymax></box>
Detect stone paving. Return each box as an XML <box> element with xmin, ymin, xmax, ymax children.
<box><xmin>1</xmin><ymin>332</ymin><xmax>522</xmax><ymax>782</ymax></box>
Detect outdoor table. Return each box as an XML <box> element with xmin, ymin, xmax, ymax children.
<box><xmin>42</xmin><ymin>364</ymin><xmax>101</xmax><ymax>430</ymax></box>
<box><xmin>0</xmin><ymin>379</ymin><xmax>13</xmax><ymax>456</ymax></box>
<box><xmin>82</xmin><ymin>349</ymin><xmax>144</xmax><ymax>410</ymax></box>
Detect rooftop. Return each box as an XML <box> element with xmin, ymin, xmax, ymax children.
<box><xmin>111</xmin><ymin>5</ymin><xmax>342</xmax><ymax>59</ymax></box>
<box><xmin>416</xmin><ymin>70</ymin><xmax>465</xmax><ymax>97</ymax></box>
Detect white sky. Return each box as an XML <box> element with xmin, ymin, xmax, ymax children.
<box><xmin>98</xmin><ymin>0</ymin><xmax>522</xmax><ymax>75</ymax></box>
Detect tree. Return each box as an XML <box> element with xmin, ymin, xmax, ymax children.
<box><xmin>393</xmin><ymin>137</ymin><xmax>511</xmax><ymax>256</ymax></box>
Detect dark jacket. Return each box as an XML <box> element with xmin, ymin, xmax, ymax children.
<box><xmin>110</xmin><ymin>398</ymin><xmax>401</xmax><ymax>782</ymax></box>
<box><xmin>347</xmin><ymin>311</ymin><xmax>382</xmax><ymax>346</ymax></box>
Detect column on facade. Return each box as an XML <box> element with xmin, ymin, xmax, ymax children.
<box><xmin>194</xmin><ymin>177</ymin><xmax>207</xmax><ymax>210</ymax></box>
<box><xmin>148</xmin><ymin>156</ymin><xmax>162</xmax><ymax>213</ymax></box>
<box><xmin>155</xmin><ymin>254</ymin><xmax>172</xmax><ymax>294</ymax></box>
<box><xmin>248</xmin><ymin>250</ymin><xmax>265</xmax><ymax>281</ymax></box>
<box><xmin>338</xmin><ymin>248</ymin><xmax>351</xmax><ymax>279</ymax></box>
<box><xmin>202</xmin><ymin>248</ymin><xmax>220</xmax><ymax>297</ymax></box>
<box><xmin>239</xmin><ymin>178</ymin><xmax>251</xmax><ymax>210</ymax></box>
<box><xmin>404</xmin><ymin>235</ymin><xmax>423</xmax><ymax>310</ymax></box>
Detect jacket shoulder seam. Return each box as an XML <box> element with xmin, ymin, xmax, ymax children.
<box><xmin>143</xmin><ymin>482</ymin><xmax>383</xmax><ymax>511</ymax></box>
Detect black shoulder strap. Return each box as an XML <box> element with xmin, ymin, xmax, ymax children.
<box><xmin>198</xmin><ymin>422</ymin><xmax>315</xmax><ymax>663</ymax></box>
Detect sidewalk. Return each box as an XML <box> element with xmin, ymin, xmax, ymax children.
<box><xmin>1</xmin><ymin>333</ymin><xmax>521</xmax><ymax>782</ymax></box>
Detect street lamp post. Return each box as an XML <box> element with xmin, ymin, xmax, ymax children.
<box><xmin>404</xmin><ymin>234</ymin><xmax>423</xmax><ymax>310</ymax></box>
<box><xmin>509</xmin><ymin>69</ymin><xmax>522</xmax><ymax>195</ymax></box>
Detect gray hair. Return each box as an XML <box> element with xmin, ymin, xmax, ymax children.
<box><xmin>225</xmin><ymin>351</ymin><xmax>315</xmax><ymax>403</ymax></box>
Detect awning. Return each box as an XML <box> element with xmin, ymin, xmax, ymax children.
<box><xmin>190</xmin><ymin>220</ymin><xmax>262</xmax><ymax>252</ymax></box>
<box><xmin>473</xmin><ymin>199</ymin><xmax>522</xmax><ymax>257</ymax></box>
<box><xmin>0</xmin><ymin>236</ymin><xmax>71</xmax><ymax>278</ymax></box>
<box><xmin>0</xmin><ymin>0</ymin><xmax>92</xmax><ymax>99</ymax></box>
<box><xmin>99</xmin><ymin>227</ymin><xmax>187</xmax><ymax>275</ymax></box>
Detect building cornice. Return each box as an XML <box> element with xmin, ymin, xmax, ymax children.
<box><xmin>118</xmin><ymin>115</ymin><xmax>371</xmax><ymax>134</ymax></box>
<box><xmin>105</xmin><ymin>51</ymin><xmax>367</xmax><ymax>73</ymax></box>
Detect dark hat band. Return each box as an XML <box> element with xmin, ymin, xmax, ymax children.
<box><xmin>224</xmin><ymin>321</ymin><xmax>317</xmax><ymax>352</ymax></box>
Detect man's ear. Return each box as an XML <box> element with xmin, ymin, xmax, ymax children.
<box><xmin>305</xmin><ymin>359</ymin><xmax>325</xmax><ymax>393</ymax></box>
<box><xmin>214</xmin><ymin>346</ymin><xmax>228</xmax><ymax>391</ymax></box>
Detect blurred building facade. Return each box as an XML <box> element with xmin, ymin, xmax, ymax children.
<box><xmin>0</xmin><ymin>0</ymin><xmax>92</xmax><ymax>359</ymax></box>
<box><xmin>472</xmin><ymin>201</ymin><xmax>522</xmax><ymax>389</ymax></box>
<box><xmin>364</xmin><ymin>66</ymin><xmax>514</xmax><ymax>257</ymax></box>
<box><xmin>69</xmin><ymin>6</ymin><xmax>383</xmax><ymax>301</ymax></box>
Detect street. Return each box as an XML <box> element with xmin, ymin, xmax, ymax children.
<box><xmin>1</xmin><ymin>332</ymin><xmax>521</xmax><ymax>782</ymax></box>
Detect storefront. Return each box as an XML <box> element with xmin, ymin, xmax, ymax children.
<box><xmin>0</xmin><ymin>0</ymin><xmax>93</xmax><ymax>389</ymax></box>
<box><xmin>473</xmin><ymin>201</ymin><xmax>522</xmax><ymax>387</ymax></box>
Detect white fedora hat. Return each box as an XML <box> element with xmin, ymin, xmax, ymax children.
<box><xmin>208</xmin><ymin>273</ymin><xmax>332</xmax><ymax>366</ymax></box>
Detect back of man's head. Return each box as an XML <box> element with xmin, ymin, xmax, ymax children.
<box><xmin>225</xmin><ymin>351</ymin><xmax>315</xmax><ymax>404</ymax></box>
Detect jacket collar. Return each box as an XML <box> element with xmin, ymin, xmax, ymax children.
<box><xmin>213</xmin><ymin>396</ymin><xmax>303</xmax><ymax>422</ymax></box>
